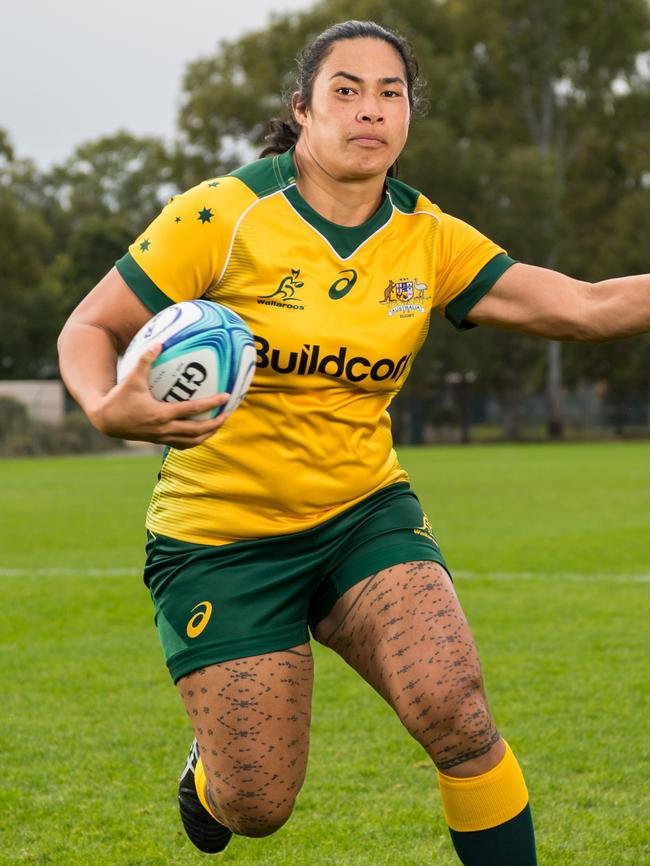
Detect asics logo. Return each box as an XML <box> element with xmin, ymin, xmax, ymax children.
<box><xmin>328</xmin><ymin>269</ymin><xmax>357</xmax><ymax>300</ymax></box>
<box><xmin>186</xmin><ymin>601</ymin><xmax>213</xmax><ymax>638</ymax></box>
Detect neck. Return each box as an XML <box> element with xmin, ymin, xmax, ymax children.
<box><xmin>293</xmin><ymin>139</ymin><xmax>387</xmax><ymax>227</ymax></box>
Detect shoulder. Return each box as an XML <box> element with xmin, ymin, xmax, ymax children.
<box><xmin>168</xmin><ymin>151</ymin><xmax>295</xmax><ymax>225</ymax></box>
<box><xmin>229</xmin><ymin>150</ymin><xmax>296</xmax><ymax>198</ymax></box>
<box><xmin>387</xmin><ymin>178</ymin><xmax>488</xmax><ymax>243</ymax></box>
<box><xmin>168</xmin><ymin>176</ymin><xmax>255</xmax><ymax>226</ymax></box>
<box><xmin>386</xmin><ymin>176</ymin><xmax>442</xmax><ymax>220</ymax></box>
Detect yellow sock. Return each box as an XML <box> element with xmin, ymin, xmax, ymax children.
<box><xmin>194</xmin><ymin>756</ymin><xmax>224</xmax><ymax>824</ymax></box>
<box><xmin>437</xmin><ymin>741</ymin><xmax>529</xmax><ymax>832</ymax></box>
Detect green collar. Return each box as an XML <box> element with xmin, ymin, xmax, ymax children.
<box><xmin>275</xmin><ymin>149</ymin><xmax>393</xmax><ymax>260</ymax></box>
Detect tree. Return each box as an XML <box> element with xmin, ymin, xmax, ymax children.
<box><xmin>0</xmin><ymin>130</ymin><xmax>177</xmax><ymax>376</ymax></box>
<box><xmin>46</xmin><ymin>131</ymin><xmax>176</xmax><ymax>236</ymax></box>
<box><xmin>42</xmin><ymin>132</ymin><xmax>178</xmax><ymax>321</ymax></box>
<box><xmin>0</xmin><ymin>184</ymin><xmax>59</xmax><ymax>377</ymax></box>
<box><xmin>0</xmin><ymin>129</ymin><xmax>14</xmax><ymax>164</ymax></box>
<box><xmin>449</xmin><ymin>0</ymin><xmax>650</xmax><ymax>435</ymax></box>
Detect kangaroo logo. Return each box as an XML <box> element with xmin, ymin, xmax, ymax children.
<box><xmin>413</xmin><ymin>514</ymin><xmax>437</xmax><ymax>544</ymax></box>
<box><xmin>381</xmin><ymin>279</ymin><xmax>396</xmax><ymax>303</ymax></box>
<box><xmin>260</xmin><ymin>269</ymin><xmax>304</xmax><ymax>302</ymax></box>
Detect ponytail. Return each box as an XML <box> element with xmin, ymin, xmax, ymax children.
<box><xmin>259</xmin><ymin>118</ymin><xmax>300</xmax><ymax>158</ymax></box>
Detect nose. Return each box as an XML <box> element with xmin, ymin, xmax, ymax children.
<box><xmin>356</xmin><ymin>101</ymin><xmax>384</xmax><ymax>123</ymax></box>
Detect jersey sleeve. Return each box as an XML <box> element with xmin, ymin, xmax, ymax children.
<box><xmin>115</xmin><ymin>177</ymin><xmax>255</xmax><ymax>313</ymax></box>
<box><xmin>434</xmin><ymin>211</ymin><xmax>517</xmax><ymax>330</ymax></box>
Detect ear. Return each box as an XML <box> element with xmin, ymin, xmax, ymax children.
<box><xmin>291</xmin><ymin>91</ymin><xmax>309</xmax><ymax>128</ymax></box>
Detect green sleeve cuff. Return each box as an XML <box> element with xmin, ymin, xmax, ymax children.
<box><xmin>445</xmin><ymin>253</ymin><xmax>517</xmax><ymax>331</ymax></box>
<box><xmin>115</xmin><ymin>252</ymin><xmax>175</xmax><ymax>314</ymax></box>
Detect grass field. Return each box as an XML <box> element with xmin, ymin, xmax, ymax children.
<box><xmin>1</xmin><ymin>443</ymin><xmax>649</xmax><ymax>865</ymax></box>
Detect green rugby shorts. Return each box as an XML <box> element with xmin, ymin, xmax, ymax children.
<box><xmin>143</xmin><ymin>482</ymin><xmax>448</xmax><ymax>682</ymax></box>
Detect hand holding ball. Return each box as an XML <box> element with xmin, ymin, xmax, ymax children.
<box><xmin>117</xmin><ymin>300</ymin><xmax>256</xmax><ymax>419</ymax></box>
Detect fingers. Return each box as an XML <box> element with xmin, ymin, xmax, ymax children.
<box><xmin>106</xmin><ymin>345</ymin><xmax>235</xmax><ymax>446</ymax></box>
<box><xmin>151</xmin><ymin>410</ymin><xmax>233</xmax><ymax>450</ymax></box>
<box><xmin>169</xmin><ymin>412</ymin><xmax>232</xmax><ymax>437</ymax></box>
<box><xmin>132</xmin><ymin>343</ymin><xmax>163</xmax><ymax>380</ymax></box>
<box><xmin>123</xmin><ymin>350</ymin><xmax>231</xmax><ymax>420</ymax></box>
<box><xmin>162</xmin><ymin>435</ymin><xmax>215</xmax><ymax>450</ymax></box>
<box><xmin>165</xmin><ymin>391</ymin><xmax>232</xmax><ymax>420</ymax></box>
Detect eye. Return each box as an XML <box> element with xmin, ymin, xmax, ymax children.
<box><xmin>335</xmin><ymin>86</ymin><xmax>356</xmax><ymax>96</ymax></box>
<box><xmin>382</xmin><ymin>90</ymin><xmax>403</xmax><ymax>98</ymax></box>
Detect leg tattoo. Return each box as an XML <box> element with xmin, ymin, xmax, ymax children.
<box><xmin>177</xmin><ymin>646</ymin><xmax>313</xmax><ymax>836</ymax></box>
<box><xmin>317</xmin><ymin>563</ymin><xmax>500</xmax><ymax>771</ymax></box>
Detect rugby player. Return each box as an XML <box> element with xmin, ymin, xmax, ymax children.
<box><xmin>58</xmin><ymin>20</ymin><xmax>650</xmax><ymax>865</ymax></box>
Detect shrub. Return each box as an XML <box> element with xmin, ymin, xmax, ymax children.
<box><xmin>0</xmin><ymin>399</ymin><xmax>123</xmax><ymax>456</ymax></box>
<box><xmin>0</xmin><ymin>396</ymin><xmax>30</xmax><ymax>441</ymax></box>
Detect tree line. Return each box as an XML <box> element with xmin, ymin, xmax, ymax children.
<box><xmin>2</xmin><ymin>0</ymin><xmax>649</xmax><ymax>440</ymax></box>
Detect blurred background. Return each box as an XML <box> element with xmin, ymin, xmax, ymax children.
<box><xmin>2</xmin><ymin>0</ymin><xmax>650</xmax><ymax>454</ymax></box>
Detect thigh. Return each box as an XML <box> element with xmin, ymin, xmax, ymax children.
<box><xmin>314</xmin><ymin>562</ymin><xmax>499</xmax><ymax>770</ymax></box>
<box><xmin>177</xmin><ymin>644</ymin><xmax>313</xmax><ymax>833</ymax></box>
<box><xmin>145</xmin><ymin>532</ymin><xmax>317</xmax><ymax>683</ymax></box>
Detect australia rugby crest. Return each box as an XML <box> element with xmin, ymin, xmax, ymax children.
<box><xmin>380</xmin><ymin>277</ymin><xmax>430</xmax><ymax>318</ymax></box>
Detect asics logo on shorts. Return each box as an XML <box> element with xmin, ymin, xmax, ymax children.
<box><xmin>186</xmin><ymin>601</ymin><xmax>213</xmax><ymax>638</ymax></box>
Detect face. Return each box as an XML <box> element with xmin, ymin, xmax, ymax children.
<box><xmin>293</xmin><ymin>38</ymin><xmax>411</xmax><ymax>181</ymax></box>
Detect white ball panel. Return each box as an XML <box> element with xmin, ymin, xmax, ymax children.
<box><xmin>116</xmin><ymin>303</ymin><xmax>204</xmax><ymax>383</ymax></box>
<box><xmin>224</xmin><ymin>343</ymin><xmax>257</xmax><ymax>414</ymax></box>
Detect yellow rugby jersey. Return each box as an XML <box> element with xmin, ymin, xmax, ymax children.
<box><xmin>116</xmin><ymin>149</ymin><xmax>515</xmax><ymax>545</ymax></box>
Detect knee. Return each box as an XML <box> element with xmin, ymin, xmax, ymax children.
<box><xmin>230</xmin><ymin>806</ymin><xmax>294</xmax><ymax>838</ymax></box>
<box><xmin>410</xmin><ymin>676</ymin><xmax>496</xmax><ymax>764</ymax></box>
<box><xmin>207</xmin><ymin>785</ymin><xmax>297</xmax><ymax>838</ymax></box>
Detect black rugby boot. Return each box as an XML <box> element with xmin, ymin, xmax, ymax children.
<box><xmin>178</xmin><ymin>739</ymin><xmax>232</xmax><ymax>854</ymax></box>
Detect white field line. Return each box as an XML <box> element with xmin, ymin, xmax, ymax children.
<box><xmin>0</xmin><ymin>567</ymin><xmax>648</xmax><ymax>583</ymax></box>
<box><xmin>0</xmin><ymin>567</ymin><xmax>141</xmax><ymax>577</ymax></box>
<box><xmin>454</xmin><ymin>570</ymin><xmax>650</xmax><ymax>584</ymax></box>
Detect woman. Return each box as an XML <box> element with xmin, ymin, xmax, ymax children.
<box><xmin>58</xmin><ymin>20</ymin><xmax>650</xmax><ymax>866</ymax></box>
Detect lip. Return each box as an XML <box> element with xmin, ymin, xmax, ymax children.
<box><xmin>349</xmin><ymin>135</ymin><xmax>386</xmax><ymax>147</ymax></box>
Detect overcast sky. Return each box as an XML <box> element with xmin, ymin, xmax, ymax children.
<box><xmin>2</xmin><ymin>0</ymin><xmax>315</xmax><ymax>168</ymax></box>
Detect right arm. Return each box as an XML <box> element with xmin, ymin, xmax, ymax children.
<box><xmin>57</xmin><ymin>267</ymin><xmax>230</xmax><ymax>449</ymax></box>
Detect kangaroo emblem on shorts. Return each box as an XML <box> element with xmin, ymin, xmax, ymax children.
<box><xmin>414</xmin><ymin>514</ymin><xmax>437</xmax><ymax>543</ymax></box>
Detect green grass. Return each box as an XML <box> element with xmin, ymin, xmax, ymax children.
<box><xmin>1</xmin><ymin>443</ymin><xmax>648</xmax><ymax>865</ymax></box>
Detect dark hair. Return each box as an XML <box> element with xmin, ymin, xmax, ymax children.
<box><xmin>259</xmin><ymin>20</ymin><xmax>427</xmax><ymax>173</ymax></box>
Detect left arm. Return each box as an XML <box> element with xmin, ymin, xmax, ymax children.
<box><xmin>468</xmin><ymin>262</ymin><xmax>650</xmax><ymax>341</ymax></box>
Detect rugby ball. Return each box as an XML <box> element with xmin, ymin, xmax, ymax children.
<box><xmin>117</xmin><ymin>300</ymin><xmax>256</xmax><ymax>419</ymax></box>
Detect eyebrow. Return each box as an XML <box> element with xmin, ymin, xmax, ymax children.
<box><xmin>330</xmin><ymin>71</ymin><xmax>406</xmax><ymax>86</ymax></box>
